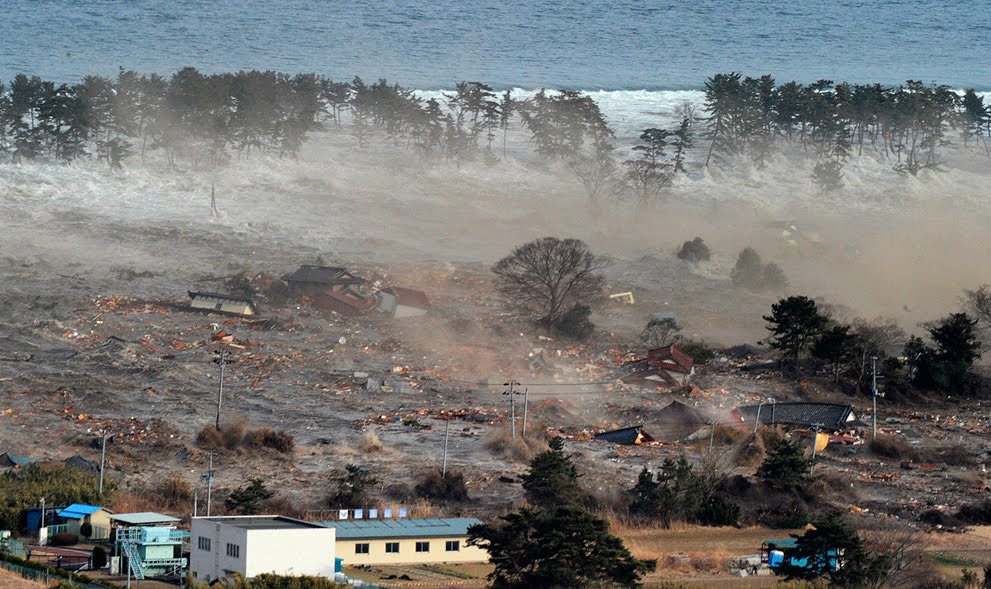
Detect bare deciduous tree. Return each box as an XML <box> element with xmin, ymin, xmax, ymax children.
<box><xmin>964</xmin><ymin>284</ymin><xmax>991</xmax><ymax>346</ymax></box>
<box><xmin>851</xmin><ymin>317</ymin><xmax>906</xmax><ymax>389</ymax></box>
<box><xmin>492</xmin><ymin>237</ymin><xmax>606</xmax><ymax>328</ymax></box>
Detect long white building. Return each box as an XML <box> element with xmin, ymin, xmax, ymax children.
<box><xmin>190</xmin><ymin>516</ymin><xmax>336</xmax><ymax>583</ymax></box>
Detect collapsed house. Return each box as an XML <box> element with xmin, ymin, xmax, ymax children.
<box><xmin>617</xmin><ymin>345</ymin><xmax>695</xmax><ymax>387</ymax></box>
<box><xmin>283</xmin><ymin>265</ymin><xmax>365</xmax><ymax>299</ymax></box>
<box><xmin>735</xmin><ymin>402</ymin><xmax>858</xmax><ymax>433</ymax></box>
<box><xmin>651</xmin><ymin>400</ymin><xmax>708</xmax><ymax>440</ymax></box>
<box><xmin>312</xmin><ymin>289</ymin><xmax>377</xmax><ymax>316</ymax></box>
<box><xmin>594</xmin><ymin>425</ymin><xmax>655</xmax><ymax>445</ymax></box>
<box><xmin>188</xmin><ymin>291</ymin><xmax>258</xmax><ymax>316</ymax></box>
<box><xmin>375</xmin><ymin>287</ymin><xmax>430</xmax><ymax>318</ymax></box>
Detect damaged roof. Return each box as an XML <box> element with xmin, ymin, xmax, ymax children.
<box><xmin>283</xmin><ymin>265</ymin><xmax>364</xmax><ymax>285</ymax></box>
<box><xmin>188</xmin><ymin>291</ymin><xmax>254</xmax><ymax>304</ymax></box>
<box><xmin>385</xmin><ymin>287</ymin><xmax>431</xmax><ymax>310</ymax></box>
<box><xmin>594</xmin><ymin>425</ymin><xmax>655</xmax><ymax>445</ymax></box>
<box><xmin>737</xmin><ymin>402</ymin><xmax>857</xmax><ymax>432</ymax></box>
<box><xmin>617</xmin><ymin>344</ymin><xmax>695</xmax><ymax>386</ymax></box>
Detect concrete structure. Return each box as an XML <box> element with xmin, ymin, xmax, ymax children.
<box><xmin>188</xmin><ymin>291</ymin><xmax>257</xmax><ymax>316</ymax></box>
<box><xmin>319</xmin><ymin>518</ymin><xmax>487</xmax><ymax>566</ymax></box>
<box><xmin>190</xmin><ymin>516</ymin><xmax>336</xmax><ymax>583</ymax></box>
<box><xmin>56</xmin><ymin>504</ymin><xmax>111</xmax><ymax>540</ymax></box>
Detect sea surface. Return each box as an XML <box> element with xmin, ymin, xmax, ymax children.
<box><xmin>2</xmin><ymin>0</ymin><xmax>989</xmax><ymax>91</ymax></box>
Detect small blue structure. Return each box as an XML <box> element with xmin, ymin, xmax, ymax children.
<box><xmin>0</xmin><ymin>452</ymin><xmax>40</xmax><ymax>468</ymax></box>
<box><xmin>761</xmin><ymin>539</ymin><xmax>841</xmax><ymax>575</ymax></box>
<box><xmin>24</xmin><ymin>506</ymin><xmax>67</xmax><ymax>532</ymax></box>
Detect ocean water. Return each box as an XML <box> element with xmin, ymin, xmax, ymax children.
<box><xmin>2</xmin><ymin>0</ymin><xmax>989</xmax><ymax>92</ymax></box>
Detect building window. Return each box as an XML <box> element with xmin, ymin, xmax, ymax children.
<box><xmin>355</xmin><ymin>543</ymin><xmax>370</xmax><ymax>554</ymax></box>
<box><xmin>226</xmin><ymin>543</ymin><xmax>240</xmax><ymax>558</ymax></box>
<box><xmin>197</xmin><ymin>537</ymin><xmax>211</xmax><ymax>551</ymax></box>
<box><xmin>445</xmin><ymin>540</ymin><xmax>460</xmax><ymax>552</ymax></box>
<box><xmin>385</xmin><ymin>542</ymin><xmax>399</xmax><ymax>554</ymax></box>
<box><xmin>415</xmin><ymin>541</ymin><xmax>430</xmax><ymax>553</ymax></box>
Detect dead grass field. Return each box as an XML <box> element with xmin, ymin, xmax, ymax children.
<box><xmin>0</xmin><ymin>569</ymin><xmax>42</xmax><ymax>589</ymax></box>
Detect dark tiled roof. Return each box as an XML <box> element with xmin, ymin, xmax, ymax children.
<box><xmin>737</xmin><ymin>402</ymin><xmax>856</xmax><ymax>432</ymax></box>
<box><xmin>283</xmin><ymin>265</ymin><xmax>363</xmax><ymax>285</ymax></box>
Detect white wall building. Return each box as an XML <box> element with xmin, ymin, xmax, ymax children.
<box><xmin>190</xmin><ymin>516</ymin><xmax>335</xmax><ymax>583</ymax></box>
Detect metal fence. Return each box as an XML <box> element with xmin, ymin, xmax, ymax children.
<box><xmin>0</xmin><ymin>557</ymin><xmax>101</xmax><ymax>589</ymax></box>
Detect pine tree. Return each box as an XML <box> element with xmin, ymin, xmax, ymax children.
<box><xmin>225</xmin><ymin>478</ymin><xmax>274</xmax><ymax>515</ymax></box>
<box><xmin>763</xmin><ymin>296</ymin><xmax>829</xmax><ymax>373</ymax></box>
<box><xmin>757</xmin><ymin>437</ymin><xmax>813</xmax><ymax>489</ymax></box>
<box><xmin>521</xmin><ymin>437</ymin><xmax>583</xmax><ymax>508</ymax></box>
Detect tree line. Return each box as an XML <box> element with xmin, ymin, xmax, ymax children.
<box><xmin>702</xmin><ymin>73</ymin><xmax>991</xmax><ymax>190</ymax></box>
<box><xmin>2</xmin><ymin>68</ymin><xmax>988</xmax><ymax>197</ymax></box>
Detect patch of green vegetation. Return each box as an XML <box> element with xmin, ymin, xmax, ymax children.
<box><xmin>419</xmin><ymin>564</ymin><xmax>476</xmax><ymax>579</ymax></box>
<box><xmin>927</xmin><ymin>551</ymin><xmax>979</xmax><ymax>567</ymax></box>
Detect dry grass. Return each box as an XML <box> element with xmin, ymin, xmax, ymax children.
<box><xmin>608</xmin><ymin>516</ymin><xmax>802</xmax><ymax>563</ymax></box>
<box><xmin>0</xmin><ymin>568</ymin><xmax>44</xmax><ymax>589</ymax></box>
<box><xmin>483</xmin><ymin>426</ymin><xmax>548</xmax><ymax>463</ymax></box>
<box><xmin>196</xmin><ymin>417</ymin><xmax>294</xmax><ymax>454</ymax></box>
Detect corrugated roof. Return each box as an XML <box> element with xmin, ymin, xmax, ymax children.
<box><xmin>188</xmin><ymin>291</ymin><xmax>255</xmax><ymax>306</ymax></box>
<box><xmin>594</xmin><ymin>426</ymin><xmax>654</xmax><ymax>445</ymax></box>
<box><xmin>58</xmin><ymin>504</ymin><xmax>103</xmax><ymax>519</ymax></box>
<box><xmin>319</xmin><ymin>518</ymin><xmax>483</xmax><ymax>540</ymax></box>
<box><xmin>737</xmin><ymin>402</ymin><xmax>856</xmax><ymax>432</ymax></box>
<box><xmin>110</xmin><ymin>512</ymin><xmax>181</xmax><ymax>526</ymax></box>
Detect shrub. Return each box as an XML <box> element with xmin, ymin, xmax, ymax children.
<box><xmin>359</xmin><ymin>431</ymin><xmax>384</xmax><ymax>453</ymax></box>
<box><xmin>154</xmin><ymin>476</ymin><xmax>194</xmax><ymax>507</ymax></box>
<box><xmin>245</xmin><ymin>428</ymin><xmax>296</xmax><ymax>454</ymax></box>
<box><xmin>50</xmin><ymin>532</ymin><xmax>79</xmax><ymax>547</ymax></box>
<box><xmin>731</xmin><ymin>247</ymin><xmax>764</xmax><ymax>289</ymax></box>
<box><xmin>91</xmin><ymin>546</ymin><xmax>108</xmax><ymax>569</ymax></box>
<box><xmin>731</xmin><ymin>247</ymin><xmax>788</xmax><ymax>292</ymax></box>
<box><xmin>79</xmin><ymin>522</ymin><xmax>93</xmax><ymax>539</ymax></box>
<box><xmin>554</xmin><ymin>305</ymin><xmax>595</xmax><ymax>340</ymax></box>
<box><xmin>762</xmin><ymin>263</ymin><xmax>789</xmax><ymax>290</ymax></box>
<box><xmin>483</xmin><ymin>427</ymin><xmax>548</xmax><ymax>463</ymax></box>
<box><xmin>676</xmin><ymin>237</ymin><xmax>711</xmax><ymax>263</ymax></box>
<box><xmin>955</xmin><ymin>499</ymin><xmax>991</xmax><ymax>525</ymax></box>
<box><xmin>868</xmin><ymin>434</ymin><xmax>920</xmax><ymax>461</ymax></box>
<box><xmin>415</xmin><ymin>468</ymin><xmax>469</xmax><ymax>502</ymax></box>
<box><xmin>677</xmin><ymin>339</ymin><xmax>715</xmax><ymax>365</ymax></box>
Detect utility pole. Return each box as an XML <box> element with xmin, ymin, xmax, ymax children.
<box><xmin>708</xmin><ymin>421</ymin><xmax>716</xmax><ymax>455</ymax></box>
<box><xmin>441</xmin><ymin>418</ymin><xmax>450</xmax><ymax>478</ymax></box>
<box><xmin>193</xmin><ymin>487</ymin><xmax>198</xmax><ymax>518</ymax></box>
<box><xmin>753</xmin><ymin>402</ymin><xmax>763</xmax><ymax>434</ymax></box>
<box><xmin>810</xmin><ymin>423</ymin><xmax>824</xmax><ymax>474</ymax></box>
<box><xmin>202</xmin><ymin>453</ymin><xmax>215</xmax><ymax>517</ymax></box>
<box><xmin>871</xmin><ymin>355</ymin><xmax>879</xmax><ymax>438</ymax></box>
<box><xmin>503</xmin><ymin>381</ymin><xmax>520</xmax><ymax>438</ymax></box>
<box><xmin>40</xmin><ymin>497</ymin><xmax>45</xmax><ymax>529</ymax></box>
<box><xmin>216</xmin><ymin>348</ymin><xmax>228</xmax><ymax>430</ymax></box>
<box><xmin>99</xmin><ymin>431</ymin><xmax>108</xmax><ymax>493</ymax></box>
<box><xmin>769</xmin><ymin>397</ymin><xmax>776</xmax><ymax>426</ymax></box>
<box><xmin>521</xmin><ymin>388</ymin><xmax>529</xmax><ymax>438</ymax></box>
